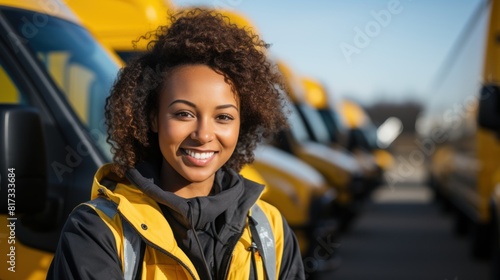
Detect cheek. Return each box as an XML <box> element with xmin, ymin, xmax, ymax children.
<box><xmin>158</xmin><ymin>121</ymin><xmax>185</xmax><ymax>144</ymax></box>
<box><xmin>221</xmin><ymin>124</ymin><xmax>240</xmax><ymax>147</ymax></box>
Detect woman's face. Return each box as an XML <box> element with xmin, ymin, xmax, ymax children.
<box><xmin>152</xmin><ymin>64</ymin><xmax>240</xmax><ymax>190</ymax></box>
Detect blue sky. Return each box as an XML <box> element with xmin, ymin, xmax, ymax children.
<box><xmin>172</xmin><ymin>0</ymin><xmax>486</xmax><ymax>106</ymax></box>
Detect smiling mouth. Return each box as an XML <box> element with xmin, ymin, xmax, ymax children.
<box><xmin>182</xmin><ymin>148</ymin><xmax>216</xmax><ymax>160</ymax></box>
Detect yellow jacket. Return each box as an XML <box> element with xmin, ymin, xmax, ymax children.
<box><xmin>47</xmin><ymin>164</ymin><xmax>305</xmax><ymax>279</ymax></box>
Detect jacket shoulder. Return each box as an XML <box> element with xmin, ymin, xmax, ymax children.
<box><xmin>79</xmin><ymin>198</ymin><xmax>126</xmax><ymax>259</ymax></box>
<box><xmin>254</xmin><ymin>200</ymin><xmax>282</xmax><ymax>223</ymax></box>
<box><xmin>47</xmin><ymin>203</ymin><xmax>124</xmax><ymax>279</ymax></box>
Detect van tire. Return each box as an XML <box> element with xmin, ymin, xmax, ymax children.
<box><xmin>491</xmin><ymin>205</ymin><xmax>500</xmax><ymax>280</ymax></box>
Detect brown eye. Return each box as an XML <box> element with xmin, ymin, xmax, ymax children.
<box><xmin>217</xmin><ymin>114</ymin><xmax>234</xmax><ymax>122</ymax></box>
<box><xmin>175</xmin><ymin>111</ymin><xmax>195</xmax><ymax>119</ymax></box>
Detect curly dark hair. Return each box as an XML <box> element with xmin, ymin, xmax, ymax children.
<box><xmin>105</xmin><ymin>9</ymin><xmax>288</xmax><ymax>177</ymax></box>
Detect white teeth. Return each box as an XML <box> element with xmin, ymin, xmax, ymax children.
<box><xmin>185</xmin><ymin>149</ymin><xmax>214</xmax><ymax>160</ymax></box>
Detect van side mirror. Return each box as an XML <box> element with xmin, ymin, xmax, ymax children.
<box><xmin>478</xmin><ymin>84</ymin><xmax>500</xmax><ymax>133</ymax></box>
<box><xmin>0</xmin><ymin>105</ymin><xmax>47</xmax><ymax>214</ymax></box>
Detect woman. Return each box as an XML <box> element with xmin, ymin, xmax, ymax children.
<box><xmin>47</xmin><ymin>9</ymin><xmax>305</xmax><ymax>280</ymax></box>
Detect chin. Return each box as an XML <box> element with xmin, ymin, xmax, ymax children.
<box><xmin>182</xmin><ymin>170</ymin><xmax>216</xmax><ymax>183</ymax></box>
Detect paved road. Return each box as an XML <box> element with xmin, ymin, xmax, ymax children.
<box><xmin>305</xmin><ymin>137</ymin><xmax>492</xmax><ymax>279</ymax></box>
<box><xmin>312</xmin><ymin>184</ymin><xmax>491</xmax><ymax>280</ymax></box>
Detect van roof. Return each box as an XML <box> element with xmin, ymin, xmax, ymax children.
<box><xmin>64</xmin><ymin>0</ymin><xmax>174</xmax><ymax>51</ymax></box>
<box><xmin>302</xmin><ymin>78</ymin><xmax>329</xmax><ymax>109</ymax></box>
<box><xmin>277</xmin><ymin>60</ymin><xmax>306</xmax><ymax>103</ymax></box>
<box><xmin>0</xmin><ymin>0</ymin><xmax>80</xmax><ymax>23</ymax></box>
<box><xmin>341</xmin><ymin>100</ymin><xmax>369</xmax><ymax>128</ymax></box>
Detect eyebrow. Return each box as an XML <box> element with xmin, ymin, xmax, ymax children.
<box><xmin>168</xmin><ymin>99</ymin><xmax>239</xmax><ymax>111</ymax></box>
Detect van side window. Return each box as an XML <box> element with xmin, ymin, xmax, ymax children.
<box><xmin>40</xmin><ymin>51</ymin><xmax>95</xmax><ymax>126</ymax></box>
<box><xmin>0</xmin><ymin>59</ymin><xmax>28</xmax><ymax>105</ymax></box>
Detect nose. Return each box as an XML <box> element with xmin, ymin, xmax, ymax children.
<box><xmin>190</xmin><ymin>119</ymin><xmax>214</xmax><ymax>143</ymax></box>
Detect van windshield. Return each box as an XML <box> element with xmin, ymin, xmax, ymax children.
<box><xmin>2</xmin><ymin>7</ymin><xmax>120</xmax><ymax>161</ymax></box>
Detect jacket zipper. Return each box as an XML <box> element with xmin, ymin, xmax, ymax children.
<box><xmin>114</xmin><ymin>176</ymin><xmax>198</xmax><ymax>279</ymax></box>
<box><xmin>220</xmin><ymin>225</ymin><xmax>247</xmax><ymax>280</ymax></box>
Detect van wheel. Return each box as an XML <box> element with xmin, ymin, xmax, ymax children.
<box><xmin>493</xmin><ymin>240</ymin><xmax>500</xmax><ymax>280</ymax></box>
<box><xmin>491</xmin><ymin>207</ymin><xmax>500</xmax><ymax>280</ymax></box>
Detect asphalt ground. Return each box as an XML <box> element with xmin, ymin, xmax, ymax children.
<box><xmin>312</xmin><ymin>139</ymin><xmax>491</xmax><ymax>280</ymax></box>
<box><xmin>315</xmin><ymin>186</ymin><xmax>490</xmax><ymax>280</ymax></box>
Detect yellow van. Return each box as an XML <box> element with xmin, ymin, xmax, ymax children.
<box><xmin>275</xmin><ymin>60</ymin><xmax>369</xmax><ymax>227</ymax></box>
<box><xmin>476</xmin><ymin>0</ymin><xmax>500</xmax><ymax>271</ymax></box>
<box><xmin>0</xmin><ymin>0</ymin><xmax>123</xmax><ymax>279</ymax></box>
<box><xmin>422</xmin><ymin>0</ymin><xmax>500</xmax><ymax>265</ymax></box>
<box><xmin>301</xmin><ymin>77</ymin><xmax>393</xmax><ymax>185</ymax></box>
<box><xmin>342</xmin><ymin>100</ymin><xmax>396</xmax><ymax>171</ymax></box>
<box><xmin>246</xmin><ymin>145</ymin><xmax>337</xmax><ymax>255</ymax></box>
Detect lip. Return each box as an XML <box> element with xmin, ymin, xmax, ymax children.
<box><xmin>181</xmin><ymin>148</ymin><xmax>217</xmax><ymax>167</ymax></box>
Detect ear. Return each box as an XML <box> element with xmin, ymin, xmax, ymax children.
<box><xmin>150</xmin><ymin>112</ymin><xmax>158</xmax><ymax>133</ymax></box>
